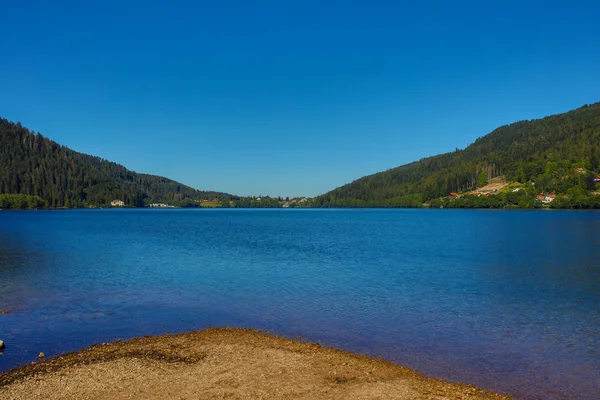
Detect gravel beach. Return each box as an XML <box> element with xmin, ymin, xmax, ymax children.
<box><xmin>0</xmin><ymin>328</ymin><xmax>510</xmax><ymax>399</ymax></box>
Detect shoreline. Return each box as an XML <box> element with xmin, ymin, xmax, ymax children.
<box><xmin>0</xmin><ymin>328</ymin><xmax>510</xmax><ymax>399</ymax></box>
<box><xmin>3</xmin><ymin>206</ymin><xmax>599</xmax><ymax>211</ymax></box>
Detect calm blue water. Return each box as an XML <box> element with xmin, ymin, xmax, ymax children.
<box><xmin>0</xmin><ymin>209</ymin><xmax>598</xmax><ymax>399</ymax></box>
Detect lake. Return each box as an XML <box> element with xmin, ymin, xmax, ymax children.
<box><xmin>0</xmin><ymin>209</ymin><xmax>598</xmax><ymax>399</ymax></box>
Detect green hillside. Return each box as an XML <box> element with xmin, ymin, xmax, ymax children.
<box><xmin>0</xmin><ymin>118</ymin><xmax>228</xmax><ymax>208</ymax></box>
<box><xmin>313</xmin><ymin>102</ymin><xmax>600</xmax><ymax>208</ymax></box>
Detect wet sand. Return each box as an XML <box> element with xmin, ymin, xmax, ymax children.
<box><xmin>0</xmin><ymin>328</ymin><xmax>510</xmax><ymax>399</ymax></box>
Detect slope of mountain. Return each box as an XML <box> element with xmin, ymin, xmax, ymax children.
<box><xmin>0</xmin><ymin>118</ymin><xmax>227</xmax><ymax>208</ymax></box>
<box><xmin>313</xmin><ymin>102</ymin><xmax>600</xmax><ymax>208</ymax></box>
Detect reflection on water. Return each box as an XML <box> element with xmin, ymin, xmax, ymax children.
<box><xmin>0</xmin><ymin>209</ymin><xmax>599</xmax><ymax>399</ymax></box>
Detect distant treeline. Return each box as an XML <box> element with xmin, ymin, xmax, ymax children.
<box><xmin>225</xmin><ymin>196</ymin><xmax>285</xmax><ymax>208</ymax></box>
<box><xmin>314</xmin><ymin>102</ymin><xmax>600</xmax><ymax>208</ymax></box>
<box><xmin>0</xmin><ymin>118</ymin><xmax>228</xmax><ymax>208</ymax></box>
<box><xmin>0</xmin><ymin>194</ymin><xmax>47</xmax><ymax>210</ymax></box>
<box><xmin>4</xmin><ymin>101</ymin><xmax>600</xmax><ymax>210</ymax></box>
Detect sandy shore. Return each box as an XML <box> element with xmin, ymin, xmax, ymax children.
<box><xmin>0</xmin><ymin>328</ymin><xmax>510</xmax><ymax>399</ymax></box>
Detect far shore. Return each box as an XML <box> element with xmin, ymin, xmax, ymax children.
<box><xmin>0</xmin><ymin>328</ymin><xmax>510</xmax><ymax>400</ymax></box>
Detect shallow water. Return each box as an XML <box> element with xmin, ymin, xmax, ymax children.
<box><xmin>0</xmin><ymin>209</ymin><xmax>598</xmax><ymax>399</ymax></box>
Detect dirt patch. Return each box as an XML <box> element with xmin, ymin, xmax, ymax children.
<box><xmin>470</xmin><ymin>178</ymin><xmax>509</xmax><ymax>195</ymax></box>
<box><xmin>0</xmin><ymin>328</ymin><xmax>511</xmax><ymax>399</ymax></box>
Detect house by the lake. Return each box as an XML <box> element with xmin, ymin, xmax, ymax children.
<box><xmin>536</xmin><ymin>193</ymin><xmax>556</xmax><ymax>203</ymax></box>
<box><xmin>110</xmin><ymin>199</ymin><xmax>125</xmax><ymax>207</ymax></box>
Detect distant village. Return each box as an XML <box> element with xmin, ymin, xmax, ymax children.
<box><xmin>103</xmin><ymin>196</ymin><xmax>313</xmax><ymax>209</ymax></box>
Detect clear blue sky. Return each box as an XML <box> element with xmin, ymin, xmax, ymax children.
<box><xmin>1</xmin><ymin>1</ymin><xmax>599</xmax><ymax>197</ymax></box>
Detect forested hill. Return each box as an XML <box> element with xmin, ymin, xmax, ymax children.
<box><xmin>313</xmin><ymin>102</ymin><xmax>600</xmax><ymax>207</ymax></box>
<box><xmin>0</xmin><ymin>118</ymin><xmax>228</xmax><ymax>208</ymax></box>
